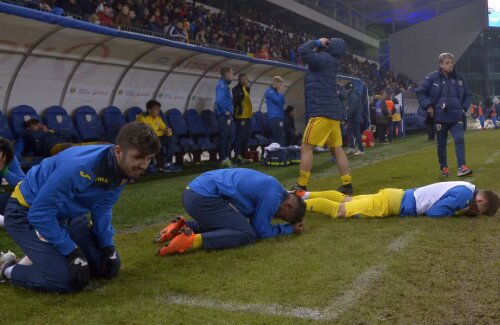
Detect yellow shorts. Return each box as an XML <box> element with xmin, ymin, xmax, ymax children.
<box><xmin>346</xmin><ymin>188</ymin><xmax>404</xmax><ymax>217</ymax></box>
<box><xmin>302</xmin><ymin>117</ymin><xmax>342</xmax><ymax>148</ymax></box>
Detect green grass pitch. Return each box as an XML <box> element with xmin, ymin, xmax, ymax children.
<box><xmin>0</xmin><ymin>130</ymin><xmax>499</xmax><ymax>324</ymax></box>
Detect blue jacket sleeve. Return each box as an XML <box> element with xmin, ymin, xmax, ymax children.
<box><xmin>426</xmin><ymin>186</ymin><xmax>474</xmax><ymax>218</ymax></box>
<box><xmin>265</xmin><ymin>89</ymin><xmax>284</xmax><ymax>107</ymax></box>
<box><xmin>298</xmin><ymin>40</ymin><xmax>330</xmax><ymax>70</ymax></box>
<box><xmin>91</xmin><ymin>187</ymin><xmax>124</xmax><ymax>248</ymax></box>
<box><xmin>27</xmin><ymin>164</ymin><xmax>92</xmax><ymax>256</ymax></box>
<box><xmin>416</xmin><ymin>75</ymin><xmax>434</xmax><ymax>109</ymax></box>
<box><xmin>2</xmin><ymin>156</ymin><xmax>25</xmax><ymax>186</ymax></box>
<box><xmin>250</xmin><ymin>194</ymin><xmax>293</xmax><ymax>238</ymax></box>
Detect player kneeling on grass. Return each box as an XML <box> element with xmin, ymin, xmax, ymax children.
<box><xmin>155</xmin><ymin>168</ymin><xmax>306</xmax><ymax>256</ymax></box>
<box><xmin>0</xmin><ymin>123</ymin><xmax>160</xmax><ymax>293</ymax></box>
<box><xmin>298</xmin><ymin>181</ymin><xmax>499</xmax><ymax>218</ymax></box>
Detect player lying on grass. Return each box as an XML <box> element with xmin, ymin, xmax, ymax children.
<box><xmin>0</xmin><ymin>123</ymin><xmax>160</xmax><ymax>293</ymax></box>
<box><xmin>155</xmin><ymin>168</ymin><xmax>306</xmax><ymax>256</ymax></box>
<box><xmin>298</xmin><ymin>181</ymin><xmax>499</xmax><ymax>218</ymax></box>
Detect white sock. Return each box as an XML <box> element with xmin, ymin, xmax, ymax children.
<box><xmin>0</xmin><ymin>214</ymin><xmax>4</xmax><ymax>227</ymax></box>
<box><xmin>4</xmin><ymin>265</ymin><xmax>14</xmax><ymax>279</ymax></box>
<box><xmin>303</xmin><ymin>192</ymin><xmax>311</xmax><ymax>199</ymax></box>
<box><xmin>19</xmin><ymin>256</ymin><xmax>32</xmax><ymax>266</ymax></box>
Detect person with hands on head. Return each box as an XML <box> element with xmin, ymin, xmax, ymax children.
<box><xmin>416</xmin><ymin>52</ymin><xmax>473</xmax><ymax>177</ymax></box>
<box><xmin>0</xmin><ymin>123</ymin><xmax>160</xmax><ymax>292</ymax></box>
<box><xmin>295</xmin><ymin>36</ymin><xmax>353</xmax><ymax>195</ymax></box>
<box><xmin>155</xmin><ymin>168</ymin><xmax>306</xmax><ymax>256</ymax></box>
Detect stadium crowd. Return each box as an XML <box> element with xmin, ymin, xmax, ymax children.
<box><xmin>14</xmin><ymin>0</ymin><xmax>416</xmax><ymax>95</ymax></box>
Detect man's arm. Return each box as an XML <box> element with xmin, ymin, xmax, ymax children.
<box><xmin>415</xmin><ymin>75</ymin><xmax>434</xmax><ymax>111</ymax></box>
<box><xmin>90</xmin><ymin>187</ymin><xmax>124</xmax><ymax>248</ymax></box>
<box><xmin>250</xmin><ymin>194</ymin><xmax>293</xmax><ymax>239</ymax></box>
<box><xmin>215</xmin><ymin>83</ymin><xmax>230</xmax><ymax>114</ymax></box>
<box><xmin>27</xmin><ymin>165</ymin><xmax>92</xmax><ymax>256</ymax></box>
<box><xmin>426</xmin><ymin>186</ymin><xmax>474</xmax><ymax>218</ymax></box>
<box><xmin>2</xmin><ymin>156</ymin><xmax>25</xmax><ymax>186</ymax></box>
<box><xmin>297</xmin><ymin>39</ymin><xmax>329</xmax><ymax>70</ymax></box>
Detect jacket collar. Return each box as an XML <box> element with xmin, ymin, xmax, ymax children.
<box><xmin>94</xmin><ymin>146</ymin><xmax>132</xmax><ymax>188</ymax></box>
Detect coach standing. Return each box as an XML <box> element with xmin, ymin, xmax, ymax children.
<box><xmin>416</xmin><ymin>53</ymin><xmax>473</xmax><ymax>177</ymax></box>
<box><xmin>295</xmin><ymin>37</ymin><xmax>353</xmax><ymax>195</ymax></box>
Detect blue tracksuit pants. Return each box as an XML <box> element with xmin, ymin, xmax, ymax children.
<box><xmin>182</xmin><ymin>189</ymin><xmax>256</xmax><ymax>249</ymax></box>
<box><xmin>435</xmin><ymin>121</ymin><xmax>466</xmax><ymax>169</ymax></box>
<box><xmin>4</xmin><ymin>199</ymin><xmax>119</xmax><ymax>292</ymax></box>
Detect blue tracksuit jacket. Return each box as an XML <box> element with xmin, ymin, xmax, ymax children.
<box><xmin>1</xmin><ymin>156</ymin><xmax>25</xmax><ymax>186</ymax></box>
<box><xmin>265</xmin><ymin>86</ymin><xmax>285</xmax><ymax>121</ymax></box>
<box><xmin>15</xmin><ymin>145</ymin><xmax>129</xmax><ymax>255</ymax></box>
<box><xmin>215</xmin><ymin>79</ymin><xmax>233</xmax><ymax>116</ymax></box>
<box><xmin>399</xmin><ymin>181</ymin><xmax>475</xmax><ymax>217</ymax></box>
<box><xmin>188</xmin><ymin>168</ymin><xmax>293</xmax><ymax>238</ymax></box>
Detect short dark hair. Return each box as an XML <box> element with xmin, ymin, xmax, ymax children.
<box><xmin>220</xmin><ymin>67</ymin><xmax>232</xmax><ymax>77</ymax></box>
<box><xmin>115</xmin><ymin>122</ymin><xmax>160</xmax><ymax>155</ymax></box>
<box><xmin>24</xmin><ymin>118</ymin><xmax>40</xmax><ymax>128</ymax></box>
<box><xmin>483</xmin><ymin>190</ymin><xmax>500</xmax><ymax>216</ymax></box>
<box><xmin>238</xmin><ymin>73</ymin><xmax>247</xmax><ymax>83</ymax></box>
<box><xmin>0</xmin><ymin>138</ymin><xmax>14</xmax><ymax>166</ymax></box>
<box><xmin>285</xmin><ymin>105</ymin><xmax>295</xmax><ymax>113</ymax></box>
<box><xmin>289</xmin><ymin>194</ymin><xmax>306</xmax><ymax>224</ymax></box>
<box><xmin>146</xmin><ymin>99</ymin><xmax>161</xmax><ymax>110</ymax></box>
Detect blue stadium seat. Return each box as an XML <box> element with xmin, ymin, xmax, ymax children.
<box><xmin>0</xmin><ymin>111</ymin><xmax>14</xmax><ymax>141</ymax></box>
<box><xmin>126</xmin><ymin>106</ymin><xmax>144</xmax><ymax>122</ymax></box>
<box><xmin>250</xmin><ymin>114</ymin><xmax>271</xmax><ymax>147</ymax></box>
<box><xmin>200</xmin><ymin>109</ymin><xmax>220</xmax><ymax>140</ymax></box>
<box><xmin>165</xmin><ymin>108</ymin><xmax>196</xmax><ymax>154</ymax></box>
<box><xmin>9</xmin><ymin>105</ymin><xmax>40</xmax><ymax>138</ymax></box>
<box><xmin>102</xmin><ymin>106</ymin><xmax>126</xmax><ymax>141</ymax></box>
<box><xmin>73</xmin><ymin>106</ymin><xmax>108</xmax><ymax>142</ymax></box>
<box><xmin>44</xmin><ymin>106</ymin><xmax>79</xmax><ymax>142</ymax></box>
<box><xmin>185</xmin><ymin>109</ymin><xmax>217</xmax><ymax>152</ymax></box>
<box><xmin>253</xmin><ymin>111</ymin><xmax>272</xmax><ymax>138</ymax></box>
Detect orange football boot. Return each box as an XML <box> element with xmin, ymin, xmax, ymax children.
<box><xmin>154</xmin><ymin>216</ymin><xmax>186</xmax><ymax>244</ymax></box>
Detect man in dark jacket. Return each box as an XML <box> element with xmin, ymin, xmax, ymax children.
<box><xmin>295</xmin><ymin>37</ymin><xmax>353</xmax><ymax>195</ymax></box>
<box><xmin>416</xmin><ymin>52</ymin><xmax>473</xmax><ymax>177</ymax></box>
<box><xmin>232</xmin><ymin>74</ymin><xmax>253</xmax><ymax>162</ymax></box>
<box><xmin>345</xmin><ymin>82</ymin><xmax>364</xmax><ymax>155</ymax></box>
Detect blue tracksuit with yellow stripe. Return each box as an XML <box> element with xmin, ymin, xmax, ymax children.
<box><xmin>183</xmin><ymin>168</ymin><xmax>292</xmax><ymax>250</ymax></box>
<box><xmin>4</xmin><ymin>145</ymin><xmax>129</xmax><ymax>292</ymax></box>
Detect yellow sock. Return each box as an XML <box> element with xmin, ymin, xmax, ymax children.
<box><xmin>305</xmin><ymin>198</ymin><xmax>340</xmax><ymax>218</ymax></box>
<box><xmin>192</xmin><ymin>234</ymin><xmax>203</xmax><ymax>249</ymax></box>
<box><xmin>309</xmin><ymin>190</ymin><xmax>347</xmax><ymax>202</ymax></box>
<box><xmin>340</xmin><ymin>173</ymin><xmax>352</xmax><ymax>185</ymax></box>
<box><xmin>298</xmin><ymin>170</ymin><xmax>311</xmax><ymax>187</ymax></box>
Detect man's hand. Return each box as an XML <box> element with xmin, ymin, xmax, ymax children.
<box><xmin>100</xmin><ymin>246</ymin><xmax>121</xmax><ymax>279</ymax></box>
<box><xmin>292</xmin><ymin>220</ymin><xmax>305</xmax><ymax>234</ymax></box>
<box><xmin>66</xmin><ymin>247</ymin><xmax>90</xmax><ymax>291</ymax></box>
<box><xmin>164</xmin><ymin>127</ymin><xmax>172</xmax><ymax>136</ymax></box>
<box><xmin>427</xmin><ymin>105</ymin><xmax>434</xmax><ymax>118</ymax></box>
<box><xmin>319</xmin><ymin>38</ymin><xmax>329</xmax><ymax>47</ymax></box>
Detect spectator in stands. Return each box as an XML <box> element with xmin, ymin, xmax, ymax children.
<box><xmin>391</xmin><ymin>97</ymin><xmax>403</xmax><ymax>139</ymax></box>
<box><xmin>115</xmin><ymin>4</ymin><xmax>131</xmax><ymax>27</ymax></box>
<box><xmin>60</xmin><ymin>0</ymin><xmax>81</xmax><ymax>17</ymax></box>
<box><xmin>295</xmin><ymin>37</ymin><xmax>353</xmax><ymax>195</ymax></box>
<box><xmin>232</xmin><ymin>74</ymin><xmax>252</xmax><ymax>163</ymax></box>
<box><xmin>416</xmin><ymin>52</ymin><xmax>473</xmax><ymax>177</ymax></box>
<box><xmin>168</xmin><ymin>21</ymin><xmax>188</xmax><ymax>42</ymax></box>
<box><xmin>129</xmin><ymin>10</ymin><xmax>142</xmax><ymax>28</ymax></box>
<box><xmin>80</xmin><ymin>0</ymin><xmax>94</xmax><ymax>18</ymax></box>
<box><xmin>345</xmin><ymin>82</ymin><xmax>364</xmax><ymax>156</ymax></box>
<box><xmin>265</xmin><ymin>76</ymin><xmax>286</xmax><ymax>146</ymax></box>
<box><xmin>20</xmin><ymin>119</ymin><xmax>74</xmax><ymax>157</ymax></box>
<box><xmin>97</xmin><ymin>3</ymin><xmax>114</xmax><ymax>26</ymax></box>
<box><xmin>136</xmin><ymin>100</ymin><xmax>180</xmax><ymax>172</ymax></box>
<box><xmin>284</xmin><ymin>105</ymin><xmax>300</xmax><ymax>146</ymax></box>
<box><xmin>194</xmin><ymin>28</ymin><xmax>208</xmax><ymax>45</ymax></box>
<box><xmin>215</xmin><ymin>67</ymin><xmax>235</xmax><ymax>167</ymax></box>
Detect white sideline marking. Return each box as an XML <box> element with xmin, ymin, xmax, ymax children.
<box><xmin>158</xmin><ymin>231</ymin><xmax>417</xmax><ymax>321</ymax></box>
<box><xmin>160</xmin><ymin>294</ymin><xmax>328</xmax><ymax>321</ymax></box>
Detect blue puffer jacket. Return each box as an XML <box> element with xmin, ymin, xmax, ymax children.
<box><xmin>416</xmin><ymin>69</ymin><xmax>472</xmax><ymax>123</ymax></box>
<box><xmin>299</xmin><ymin>38</ymin><xmax>347</xmax><ymax>121</ymax></box>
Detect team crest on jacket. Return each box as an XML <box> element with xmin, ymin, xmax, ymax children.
<box><xmin>436</xmin><ymin>123</ymin><xmax>442</xmax><ymax>131</ymax></box>
<box><xmin>458</xmin><ymin>80</ymin><xmax>463</xmax><ymax>86</ymax></box>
